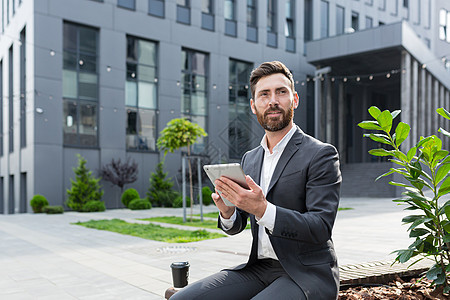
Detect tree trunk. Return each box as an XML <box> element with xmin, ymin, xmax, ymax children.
<box><xmin>187</xmin><ymin>144</ymin><xmax>194</xmax><ymax>222</ymax></box>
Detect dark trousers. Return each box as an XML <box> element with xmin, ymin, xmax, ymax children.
<box><xmin>170</xmin><ymin>259</ymin><xmax>306</xmax><ymax>300</ymax></box>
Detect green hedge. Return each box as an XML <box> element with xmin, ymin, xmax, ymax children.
<box><xmin>129</xmin><ymin>199</ymin><xmax>152</xmax><ymax>210</ymax></box>
<box><xmin>42</xmin><ymin>205</ymin><xmax>64</xmax><ymax>214</ymax></box>
<box><xmin>30</xmin><ymin>195</ymin><xmax>49</xmax><ymax>213</ymax></box>
<box><xmin>121</xmin><ymin>188</ymin><xmax>140</xmax><ymax>208</ymax></box>
<box><xmin>81</xmin><ymin>200</ymin><xmax>106</xmax><ymax>212</ymax></box>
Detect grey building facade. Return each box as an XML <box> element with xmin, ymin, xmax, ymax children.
<box><xmin>1</xmin><ymin>0</ymin><xmax>449</xmax><ymax>213</ymax></box>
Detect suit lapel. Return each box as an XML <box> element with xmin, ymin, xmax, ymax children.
<box><xmin>247</xmin><ymin>147</ymin><xmax>264</xmax><ymax>186</ymax></box>
<box><xmin>266</xmin><ymin>127</ymin><xmax>304</xmax><ymax>196</ymax></box>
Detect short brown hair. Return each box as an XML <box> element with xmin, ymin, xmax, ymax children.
<box><xmin>249</xmin><ymin>61</ymin><xmax>295</xmax><ymax>99</ymax></box>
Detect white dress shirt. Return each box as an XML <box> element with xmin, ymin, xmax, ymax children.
<box><xmin>220</xmin><ymin>124</ymin><xmax>298</xmax><ymax>260</ymax></box>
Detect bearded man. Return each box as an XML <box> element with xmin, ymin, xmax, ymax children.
<box><xmin>171</xmin><ymin>61</ymin><xmax>341</xmax><ymax>300</ymax></box>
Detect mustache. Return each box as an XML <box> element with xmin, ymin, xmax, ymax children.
<box><xmin>264</xmin><ymin>107</ymin><xmax>284</xmax><ymax>116</ymax></box>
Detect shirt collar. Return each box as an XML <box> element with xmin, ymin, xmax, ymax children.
<box><xmin>260</xmin><ymin>124</ymin><xmax>297</xmax><ymax>154</ymax></box>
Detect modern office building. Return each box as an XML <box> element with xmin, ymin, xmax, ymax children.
<box><xmin>1</xmin><ymin>0</ymin><xmax>449</xmax><ymax>213</ymax></box>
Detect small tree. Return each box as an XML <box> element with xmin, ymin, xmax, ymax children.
<box><xmin>157</xmin><ymin>118</ymin><xmax>207</xmax><ymax>220</ymax></box>
<box><xmin>359</xmin><ymin>106</ymin><xmax>450</xmax><ymax>295</ymax></box>
<box><xmin>66</xmin><ymin>154</ymin><xmax>104</xmax><ymax>212</ymax></box>
<box><xmin>147</xmin><ymin>161</ymin><xmax>178</xmax><ymax>207</ymax></box>
<box><xmin>100</xmin><ymin>158</ymin><xmax>138</xmax><ymax>193</ymax></box>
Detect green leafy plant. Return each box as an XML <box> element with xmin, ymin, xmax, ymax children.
<box><xmin>147</xmin><ymin>161</ymin><xmax>178</xmax><ymax>207</ymax></box>
<box><xmin>173</xmin><ymin>195</ymin><xmax>191</xmax><ymax>208</ymax></box>
<box><xmin>66</xmin><ymin>154</ymin><xmax>104</xmax><ymax>212</ymax></box>
<box><xmin>30</xmin><ymin>194</ymin><xmax>49</xmax><ymax>213</ymax></box>
<box><xmin>42</xmin><ymin>205</ymin><xmax>64</xmax><ymax>214</ymax></box>
<box><xmin>358</xmin><ymin>106</ymin><xmax>450</xmax><ymax>294</ymax></box>
<box><xmin>157</xmin><ymin>118</ymin><xmax>207</xmax><ymax>220</ymax></box>
<box><xmin>199</xmin><ymin>186</ymin><xmax>213</xmax><ymax>206</ymax></box>
<box><xmin>121</xmin><ymin>188</ymin><xmax>140</xmax><ymax>208</ymax></box>
<box><xmin>81</xmin><ymin>200</ymin><xmax>106</xmax><ymax>212</ymax></box>
<box><xmin>128</xmin><ymin>199</ymin><xmax>152</xmax><ymax>210</ymax></box>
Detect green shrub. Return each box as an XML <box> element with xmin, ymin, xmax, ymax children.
<box><xmin>66</xmin><ymin>154</ymin><xmax>104</xmax><ymax>211</ymax></box>
<box><xmin>147</xmin><ymin>161</ymin><xmax>178</xmax><ymax>207</ymax></box>
<box><xmin>173</xmin><ymin>195</ymin><xmax>191</xmax><ymax>208</ymax></box>
<box><xmin>128</xmin><ymin>199</ymin><xmax>152</xmax><ymax>210</ymax></box>
<box><xmin>121</xmin><ymin>188</ymin><xmax>140</xmax><ymax>208</ymax></box>
<box><xmin>359</xmin><ymin>106</ymin><xmax>450</xmax><ymax>294</ymax></box>
<box><xmin>81</xmin><ymin>200</ymin><xmax>106</xmax><ymax>212</ymax></box>
<box><xmin>42</xmin><ymin>205</ymin><xmax>64</xmax><ymax>214</ymax></box>
<box><xmin>199</xmin><ymin>186</ymin><xmax>213</xmax><ymax>206</ymax></box>
<box><xmin>30</xmin><ymin>195</ymin><xmax>49</xmax><ymax>213</ymax></box>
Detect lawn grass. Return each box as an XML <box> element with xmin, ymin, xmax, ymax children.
<box><xmin>142</xmin><ymin>216</ymin><xmax>251</xmax><ymax>230</ymax></box>
<box><xmin>338</xmin><ymin>207</ymin><xmax>354</xmax><ymax>211</ymax></box>
<box><xmin>194</xmin><ymin>212</ymin><xmax>219</xmax><ymax>218</ymax></box>
<box><xmin>74</xmin><ymin>219</ymin><xmax>226</xmax><ymax>243</ymax></box>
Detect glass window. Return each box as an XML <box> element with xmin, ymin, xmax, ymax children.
<box><xmin>351</xmin><ymin>11</ymin><xmax>359</xmax><ymax>31</ymax></box>
<box><xmin>247</xmin><ymin>0</ymin><xmax>257</xmax><ymax>27</ymax></box>
<box><xmin>228</xmin><ymin>59</ymin><xmax>253</xmax><ymax>159</ymax></box>
<box><xmin>267</xmin><ymin>0</ymin><xmax>277</xmax><ymax>47</ymax></box>
<box><xmin>225</xmin><ymin>0</ymin><xmax>237</xmax><ymax>36</ymax></box>
<box><xmin>320</xmin><ymin>1</ymin><xmax>329</xmax><ymax>38</ymax></box>
<box><xmin>8</xmin><ymin>46</ymin><xmax>13</xmax><ymax>153</ymax></box>
<box><xmin>118</xmin><ymin>0</ymin><xmax>135</xmax><ymax>10</ymax></box>
<box><xmin>379</xmin><ymin>0</ymin><xmax>386</xmax><ymax>10</ymax></box>
<box><xmin>285</xmin><ymin>0</ymin><xmax>295</xmax><ymax>52</ymax></box>
<box><xmin>366</xmin><ymin>16</ymin><xmax>373</xmax><ymax>28</ymax></box>
<box><xmin>225</xmin><ymin>0</ymin><xmax>235</xmax><ymax>20</ymax></box>
<box><xmin>267</xmin><ymin>0</ymin><xmax>276</xmax><ymax>32</ymax></box>
<box><xmin>392</xmin><ymin>0</ymin><xmax>398</xmax><ymax>16</ymax></box>
<box><xmin>126</xmin><ymin>36</ymin><xmax>158</xmax><ymax>151</ymax></box>
<box><xmin>285</xmin><ymin>0</ymin><xmax>294</xmax><ymax>37</ymax></box>
<box><xmin>63</xmin><ymin>22</ymin><xmax>99</xmax><ymax>147</ymax></box>
<box><xmin>177</xmin><ymin>0</ymin><xmax>191</xmax><ymax>24</ymax></box>
<box><xmin>304</xmin><ymin>0</ymin><xmax>312</xmax><ymax>42</ymax></box>
<box><xmin>336</xmin><ymin>5</ymin><xmax>344</xmax><ymax>35</ymax></box>
<box><xmin>439</xmin><ymin>9</ymin><xmax>448</xmax><ymax>41</ymax></box>
<box><xmin>149</xmin><ymin>0</ymin><xmax>165</xmax><ymax>17</ymax></box>
<box><xmin>79</xmin><ymin>102</ymin><xmax>97</xmax><ymax>146</ymax></box>
<box><xmin>403</xmin><ymin>0</ymin><xmax>409</xmax><ymax>8</ymax></box>
<box><xmin>247</xmin><ymin>0</ymin><xmax>258</xmax><ymax>42</ymax></box>
<box><xmin>181</xmin><ymin>49</ymin><xmax>208</xmax><ymax>154</ymax></box>
<box><xmin>413</xmin><ymin>0</ymin><xmax>421</xmax><ymax>24</ymax></box>
<box><xmin>20</xmin><ymin>28</ymin><xmax>26</xmax><ymax>149</ymax></box>
<box><xmin>201</xmin><ymin>0</ymin><xmax>214</xmax><ymax>31</ymax></box>
<box><xmin>202</xmin><ymin>0</ymin><xmax>212</xmax><ymax>14</ymax></box>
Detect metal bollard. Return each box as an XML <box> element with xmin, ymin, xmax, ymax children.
<box><xmin>170</xmin><ymin>261</ymin><xmax>190</xmax><ymax>288</ymax></box>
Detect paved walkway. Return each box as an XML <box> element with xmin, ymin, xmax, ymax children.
<box><xmin>0</xmin><ymin>197</ymin><xmax>413</xmax><ymax>299</ymax></box>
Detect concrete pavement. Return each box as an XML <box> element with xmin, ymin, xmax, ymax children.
<box><xmin>0</xmin><ymin>197</ymin><xmax>412</xmax><ymax>299</ymax></box>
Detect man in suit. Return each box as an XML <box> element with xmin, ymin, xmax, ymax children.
<box><xmin>171</xmin><ymin>61</ymin><xmax>341</xmax><ymax>299</ymax></box>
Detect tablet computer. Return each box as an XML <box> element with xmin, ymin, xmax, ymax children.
<box><xmin>203</xmin><ymin>163</ymin><xmax>249</xmax><ymax>206</ymax></box>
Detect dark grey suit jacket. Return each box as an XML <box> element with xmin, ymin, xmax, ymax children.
<box><xmin>220</xmin><ymin>127</ymin><xmax>341</xmax><ymax>299</ymax></box>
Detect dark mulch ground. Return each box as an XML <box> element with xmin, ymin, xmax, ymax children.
<box><xmin>339</xmin><ymin>277</ymin><xmax>449</xmax><ymax>299</ymax></box>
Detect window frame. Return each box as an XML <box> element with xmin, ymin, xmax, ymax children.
<box><xmin>117</xmin><ymin>0</ymin><xmax>136</xmax><ymax>10</ymax></box>
<box><xmin>247</xmin><ymin>0</ymin><xmax>258</xmax><ymax>42</ymax></box>
<box><xmin>228</xmin><ymin>59</ymin><xmax>254</xmax><ymax>159</ymax></box>
<box><xmin>125</xmin><ymin>36</ymin><xmax>159</xmax><ymax>152</ymax></box>
<box><xmin>181</xmin><ymin>48</ymin><xmax>209</xmax><ymax>154</ymax></box>
<box><xmin>62</xmin><ymin>22</ymin><xmax>100</xmax><ymax>148</ymax></box>
<box><xmin>148</xmin><ymin>0</ymin><xmax>165</xmax><ymax>18</ymax></box>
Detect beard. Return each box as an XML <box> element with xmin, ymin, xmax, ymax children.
<box><xmin>255</xmin><ymin>102</ymin><xmax>294</xmax><ymax>132</ymax></box>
